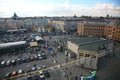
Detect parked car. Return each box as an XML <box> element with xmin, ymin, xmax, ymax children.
<box><xmin>37</xmin><ymin>54</ymin><xmax>43</xmax><ymax>60</ymax></box>
<box><xmin>18</xmin><ymin>69</ymin><xmax>24</xmax><ymax>74</ymax></box>
<box><xmin>22</xmin><ymin>57</ymin><xmax>26</xmax><ymax>63</ymax></box>
<box><xmin>37</xmin><ymin>66</ymin><xmax>42</xmax><ymax>70</ymax></box>
<box><xmin>42</xmin><ymin>65</ymin><xmax>46</xmax><ymax>69</ymax></box>
<box><xmin>11</xmin><ymin>59</ymin><xmax>16</xmax><ymax>65</ymax></box>
<box><xmin>6</xmin><ymin>60</ymin><xmax>11</xmax><ymax>66</ymax></box>
<box><xmin>41</xmin><ymin>53</ymin><xmax>47</xmax><ymax>59</ymax></box>
<box><xmin>17</xmin><ymin>58</ymin><xmax>22</xmax><ymax>65</ymax></box>
<box><xmin>34</xmin><ymin>55</ymin><xmax>38</xmax><ymax>60</ymax></box>
<box><xmin>12</xmin><ymin>71</ymin><xmax>17</xmax><ymax>76</ymax></box>
<box><xmin>39</xmin><ymin>71</ymin><xmax>45</xmax><ymax>80</ymax></box>
<box><xmin>43</xmin><ymin>70</ymin><xmax>50</xmax><ymax>78</ymax></box>
<box><xmin>30</xmin><ymin>56</ymin><xmax>35</xmax><ymax>61</ymax></box>
<box><xmin>1</xmin><ymin>61</ymin><xmax>6</xmax><ymax>67</ymax></box>
<box><xmin>33</xmin><ymin>75</ymin><xmax>39</xmax><ymax>80</ymax></box>
<box><xmin>26</xmin><ymin>68</ymin><xmax>31</xmax><ymax>73</ymax></box>
<box><xmin>25</xmin><ymin>56</ymin><xmax>31</xmax><ymax>62</ymax></box>
<box><xmin>31</xmin><ymin>67</ymin><xmax>37</xmax><ymax>71</ymax></box>
<box><xmin>5</xmin><ymin>72</ymin><xmax>11</xmax><ymax>78</ymax></box>
<box><xmin>27</xmin><ymin>75</ymin><xmax>32</xmax><ymax>80</ymax></box>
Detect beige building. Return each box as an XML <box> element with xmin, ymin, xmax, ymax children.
<box><xmin>104</xmin><ymin>25</ymin><xmax>120</xmax><ymax>41</ymax></box>
<box><xmin>77</xmin><ymin>22</ymin><xmax>106</xmax><ymax>37</ymax></box>
<box><xmin>77</xmin><ymin>20</ymin><xmax>120</xmax><ymax>41</ymax></box>
<box><xmin>67</xmin><ymin>37</ymin><xmax>113</xmax><ymax>69</ymax></box>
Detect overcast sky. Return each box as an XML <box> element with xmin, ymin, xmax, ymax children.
<box><xmin>0</xmin><ymin>0</ymin><xmax>120</xmax><ymax>17</ymax></box>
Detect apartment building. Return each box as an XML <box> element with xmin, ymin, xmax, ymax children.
<box><xmin>77</xmin><ymin>20</ymin><xmax>120</xmax><ymax>41</ymax></box>
<box><xmin>53</xmin><ymin>18</ymin><xmax>82</xmax><ymax>32</ymax></box>
<box><xmin>53</xmin><ymin>19</ymin><xmax>65</xmax><ymax>31</ymax></box>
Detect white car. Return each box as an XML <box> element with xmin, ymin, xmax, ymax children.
<box><xmin>6</xmin><ymin>60</ymin><xmax>11</xmax><ymax>66</ymax></box>
<box><xmin>18</xmin><ymin>69</ymin><xmax>24</xmax><ymax>74</ymax></box>
<box><xmin>39</xmin><ymin>71</ymin><xmax>45</xmax><ymax>79</ymax></box>
<box><xmin>1</xmin><ymin>61</ymin><xmax>6</xmax><ymax>67</ymax></box>
<box><xmin>38</xmin><ymin>54</ymin><xmax>43</xmax><ymax>60</ymax></box>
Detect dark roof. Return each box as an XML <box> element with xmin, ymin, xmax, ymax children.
<box><xmin>68</xmin><ymin>37</ymin><xmax>113</xmax><ymax>52</ymax></box>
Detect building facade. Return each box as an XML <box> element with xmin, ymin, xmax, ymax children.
<box><xmin>77</xmin><ymin>20</ymin><xmax>120</xmax><ymax>41</ymax></box>
<box><xmin>53</xmin><ymin>18</ymin><xmax>82</xmax><ymax>32</ymax></box>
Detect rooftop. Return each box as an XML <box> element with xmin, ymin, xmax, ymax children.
<box><xmin>68</xmin><ymin>37</ymin><xmax>112</xmax><ymax>52</ymax></box>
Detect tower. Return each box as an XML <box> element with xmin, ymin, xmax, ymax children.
<box><xmin>12</xmin><ymin>12</ymin><xmax>19</xmax><ymax>20</ymax></box>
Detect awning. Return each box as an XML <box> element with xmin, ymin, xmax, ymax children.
<box><xmin>29</xmin><ymin>42</ymin><xmax>38</xmax><ymax>47</ymax></box>
<box><xmin>35</xmin><ymin>36</ymin><xmax>43</xmax><ymax>41</ymax></box>
<box><xmin>0</xmin><ymin>41</ymin><xmax>26</xmax><ymax>48</ymax></box>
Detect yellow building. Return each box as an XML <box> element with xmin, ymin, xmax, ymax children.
<box><xmin>77</xmin><ymin>21</ymin><xmax>120</xmax><ymax>41</ymax></box>
<box><xmin>104</xmin><ymin>24</ymin><xmax>120</xmax><ymax>41</ymax></box>
<box><xmin>67</xmin><ymin>37</ymin><xmax>113</xmax><ymax>69</ymax></box>
<box><xmin>113</xmin><ymin>26</ymin><xmax>120</xmax><ymax>41</ymax></box>
<box><xmin>77</xmin><ymin>22</ymin><xmax>105</xmax><ymax>37</ymax></box>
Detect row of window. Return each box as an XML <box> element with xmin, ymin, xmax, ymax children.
<box><xmin>79</xmin><ymin>53</ymin><xmax>96</xmax><ymax>58</ymax></box>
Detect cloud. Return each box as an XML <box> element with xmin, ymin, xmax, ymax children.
<box><xmin>0</xmin><ymin>0</ymin><xmax>120</xmax><ymax>17</ymax></box>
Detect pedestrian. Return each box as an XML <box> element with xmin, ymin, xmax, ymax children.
<box><xmin>75</xmin><ymin>76</ymin><xmax>78</xmax><ymax>80</ymax></box>
<box><xmin>80</xmin><ymin>74</ymin><xmax>84</xmax><ymax>80</ymax></box>
<box><xmin>66</xmin><ymin>74</ymin><xmax>68</xmax><ymax>79</ymax></box>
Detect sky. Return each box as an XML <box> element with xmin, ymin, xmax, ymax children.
<box><xmin>0</xmin><ymin>0</ymin><xmax>120</xmax><ymax>17</ymax></box>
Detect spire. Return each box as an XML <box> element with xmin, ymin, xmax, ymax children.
<box><xmin>74</xmin><ymin>14</ymin><xmax>77</xmax><ymax>18</ymax></box>
<box><xmin>12</xmin><ymin>12</ymin><xmax>19</xmax><ymax>20</ymax></box>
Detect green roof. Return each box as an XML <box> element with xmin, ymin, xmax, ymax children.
<box><xmin>69</xmin><ymin>37</ymin><xmax>113</xmax><ymax>52</ymax></box>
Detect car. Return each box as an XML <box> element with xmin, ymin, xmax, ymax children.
<box><xmin>30</xmin><ymin>56</ymin><xmax>35</xmax><ymax>61</ymax></box>
<box><xmin>37</xmin><ymin>54</ymin><xmax>43</xmax><ymax>60</ymax></box>
<box><xmin>12</xmin><ymin>71</ymin><xmax>17</xmax><ymax>76</ymax></box>
<box><xmin>43</xmin><ymin>70</ymin><xmax>50</xmax><ymax>78</ymax></box>
<box><xmin>42</xmin><ymin>65</ymin><xmax>46</xmax><ymax>69</ymax></box>
<box><xmin>17</xmin><ymin>58</ymin><xmax>22</xmax><ymax>65</ymax></box>
<box><xmin>6</xmin><ymin>60</ymin><xmax>11</xmax><ymax>66</ymax></box>
<box><xmin>37</xmin><ymin>66</ymin><xmax>42</xmax><ymax>70</ymax></box>
<box><xmin>5</xmin><ymin>72</ymin><xmax>11</xmax><ymax>78</ymax></box>
<box><xmin>41</xmin><ymin>53</ymin><xmax>47</xmax><ymax>59</ymax></box>
<box><xmin>39</xmin><ymin>71</ymin><xmax>45</xmax><ymax>80</ymax></box>
<box><xmin>27</xmin><ymin>75</ymin><xmax>32</xmax><ymax>80</ymax></box>
<box><xmin>22</xmin><ymin>57</ymin><xmax>26</xmax><ymax>63</ymax></box>
<box><xmin>11</xmin><ymin>59</ymin><xmax>16</xmax><ymax>65</ymax></box>
<box><xmin>25</xmin><ymin>56</ymin><xmax>31</xmax><ymax>62</ymax></box>
<box><xmin>18</xmin><ymin>69</ymin><xmax>24</xmax><ymax>74</ymax></box>
<box><xmin>26</xmin><ymin>68</ymin><xmax>31</xmax><ymax>73</ymax></box>
<box><xmin>34</xmin><ymin>55</ymin><xmax>38</xmax><ymax>60</ymax></box>
<box><xmin>31</xmin><ymin>67</ymin><xmax>37</xmax><ymax>71</ymax></box>
<box><xmin>1</xmin><ymin>61</ymin><xmax>6</xmax><ymax>67</ymax></box>
<box><xmin>33</xmin><ymin>75</ymin><xmax>39</xmax><ymax>80</ymax></box>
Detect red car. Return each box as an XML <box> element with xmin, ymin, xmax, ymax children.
<box><xmin>12</xmin><ymin>71</ymin><xmax>17</xmax><ymax>76</ymax></box>
<box><xmin>30</xmin><ymin>56</ymin><xmax>35</xmax><ymax>61</ymax></box>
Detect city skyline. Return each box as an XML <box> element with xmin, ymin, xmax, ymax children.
<box><xmin>0</xmin><ymin>0</ymin><xmax>120</xmax><ymax>17</ymax></box>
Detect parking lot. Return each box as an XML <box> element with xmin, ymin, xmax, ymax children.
<box><xmin>0</xmin><ymin>31</ymin><xmax>85</xmax><ymax>80</ymax></box>
<box><xmin>0</xmin><ymin>31</ymin><xmax>120</xmax><ymax>80</ymax></box>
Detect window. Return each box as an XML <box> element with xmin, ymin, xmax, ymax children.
<box><xmin>85</xmin><ymin>54</ymin><xmax>90</xmax><ymax>57</ymax></box>
<box><xmin>91</xmin><ymin>55</ymin><xmax>96</xmax><ymax>58</ymax></box>
<box><xmin>79</xmin><ymin>53</ymin><xmax>83</xmax><ymax>56</ymax></box>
